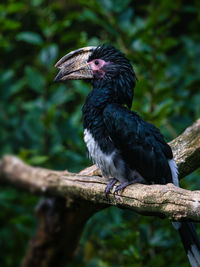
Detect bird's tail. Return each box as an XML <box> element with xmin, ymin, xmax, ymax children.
<box><xmin>172</xmin><ymin>222</ymin><xmax>200</xmax><ymax>267</ymax></box>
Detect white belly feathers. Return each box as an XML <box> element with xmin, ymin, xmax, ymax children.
<box><xmin>83</xmin><ymin>129</ymin><xmax>127</xmax><ymax>182</ymax></box>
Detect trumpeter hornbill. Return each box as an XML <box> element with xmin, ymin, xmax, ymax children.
<box><xmin>54</xmin><ymin>44</ymin><xmax>200</xmax><ymax>266</ymax></box>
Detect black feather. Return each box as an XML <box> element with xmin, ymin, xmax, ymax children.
<box><xmin>103</xmin><ymin>103</ymin><xmax>173</xmax><ymax>184</ymax></box>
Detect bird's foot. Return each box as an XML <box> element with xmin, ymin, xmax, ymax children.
<box><xmin>105</xmin><ymin>178</ymin><xmax>118</xmax><ymax>197</ymax></box>
<box><xmin>114</xmin><ymin>180</ymin><xmax>135</xmax><ymax>195</ymax></box>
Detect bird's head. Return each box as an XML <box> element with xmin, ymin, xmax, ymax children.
<box><xmin>54</xmin><ymin>45</ymin><xmax>136</xmax><ymax>108</ymax></box>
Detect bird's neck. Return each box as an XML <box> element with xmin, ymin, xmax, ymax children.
<box><xmin>82</xmin><ymin>83</ymin><xmax>116</xmax><ymax>153</ymax></box>
<box><xmin>82</xmin><ymin>75</ymin><xmax>134</xmax><ymax>131</ymax></box>
<box><xmin>82</xmin><ymin>84</ymin><xmax>113</xmax><ymax>131</ymax></box>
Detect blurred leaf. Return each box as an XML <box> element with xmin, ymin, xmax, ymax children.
<box><xmin>131</xmin><ymin>39</ymin><xmax>152</xmax><ymax>52</ymax></box>
<box><xmin>31</xmin><ymin>0</ymin><xmax>43</xmax><ymax>7</ymax></box>
<box><xmin>7</xmin><ymin>3</ymin><xmax>25</xmax><ymax>13</ymax></box>
<box><xmin>3</xmin><ymin>19</ymin><xmax>21</xmax><ymax>30</ymax></box>
<box><xmin>0</xmin><ymin>69</ymin><xmax>14</xmax><ymax>83</ymax></box>
<box><xmin>39</xmin><ymin>44</ymin><xmax>58</xmax><ymax>66</ymax></box>
<box><xmin>28</xmin><ymin>155</ymin><xmax>49</xmax><ymax>165</ymax></box>
<box><xmin>16</xmin><ymin>31</ymin><xmax>43</xmax><ymax>45</ymax></box>
<box><xmin>49</xmin><ymin>85</ymin><xmax>71</xmax><ymax>105</ymax></box>
<box><xmin>153</xmin><ymin>99</ymin><xmax>173</xmax><ymax>119</ymax></box>
<box><xmin>25</xmin><ymin>66</ymin><xmax>45</xmax><ymax>92</ymax></box>
<box><xmin>99</xmin><ymin>0</ymin><xmax>131</xmax><ymax>13</ymax></box>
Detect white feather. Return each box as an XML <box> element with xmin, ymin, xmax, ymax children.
<box><xmin>84</xmin><ymin>129</ymin><xmax>127</xmax><ymax>182</ymax></box>
<box><xmin>192</xmin><ymin>245</ymin><xmax>200</xmax><ymax>265</ymax></box>
<box><xmin>187</xmin><ymin>244</ymin><xmax>200</xmax><ymax>267</ymax></box>
<box><xmin>168</xmin><ymin>159</ymin><xmax>179</xmax><ymax>186</ymax></box>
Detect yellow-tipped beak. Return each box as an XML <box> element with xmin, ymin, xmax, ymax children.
<box><xmin>54</xmin><ymin>46</ymin><xmax>96</xmax><ymax>81</ymax></box>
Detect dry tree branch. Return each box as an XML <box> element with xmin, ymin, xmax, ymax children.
<box><xmin>0</xmin><ymin>119</ymin><xmax>200</xmax><ymax>221</ymax></box>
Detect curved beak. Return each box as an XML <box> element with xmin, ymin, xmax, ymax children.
<box><xmin>54</xmin><ymin>46</ymin><xmax>96</xmax><ymax>81</ymax></box>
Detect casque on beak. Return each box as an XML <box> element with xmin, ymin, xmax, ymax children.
<box><xmin>54</xmin><ymin>46</ymin><xmax>96</xmax><ymax>81</ymax></box>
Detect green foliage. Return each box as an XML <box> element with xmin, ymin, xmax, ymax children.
<box><xmin>0</xmin><ymin>0</ymin><xmax>200</xmax><ymax>266</ymax></box>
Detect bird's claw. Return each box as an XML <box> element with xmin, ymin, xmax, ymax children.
<box><xmin>113</xmin><ymin>181</ymin><xmax>134</xmax><ymax>196</ymax></box>
<box><xmin>113</xmin><ymin>184</ymin><xmax>125</xmax><ymax>195</ymax></box>
<box><xmin>105</xmin><ymin>179</ymin><xmax>136</xmax><ymax>197</ymax></box>
<box><xmin>104</xmin><ymin>178</ymin><xmax>118</xmax><ymax>197</ymax></box>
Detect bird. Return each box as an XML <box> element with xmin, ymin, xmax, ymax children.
<box><xmin>54</xmin><ymin>44</ymin><xmax>200</xmax><ymax>266</ymax></box>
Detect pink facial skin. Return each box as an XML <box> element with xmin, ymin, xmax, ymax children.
<box><xmin>88</xmin><ymin>59</ymin><xmax>109</xmax><ymax>78</ymax></box>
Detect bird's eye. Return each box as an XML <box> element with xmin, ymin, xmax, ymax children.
<box><xmin>94</xmin><ymin>60</ymin><xmax>99</xmax><ymax>65</ymax></box>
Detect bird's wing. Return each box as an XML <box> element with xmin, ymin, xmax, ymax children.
<box><xmin>103</xmin><ymin>103</ymin><xmax>173</xmax><ymax>184</ymax></box>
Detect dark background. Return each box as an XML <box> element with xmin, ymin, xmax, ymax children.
<box><xmin>0</xmin><ymin>0</ymin><xmax>200</xmax><ymax>266</ymax></box>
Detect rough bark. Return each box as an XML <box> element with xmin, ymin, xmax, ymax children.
<box><xmin>0</xmin><ymin>119</ymin><xmax>200</xmax><ymax>222</ymax></box>
<box><xmin>169</xmin><ymin>118</ymin><xmax>200</xmax><ymax>178</ymax></box>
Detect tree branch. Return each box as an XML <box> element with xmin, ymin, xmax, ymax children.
<box><xmin>0</xmin><ymin>119</ymin><xmax>200</xmax><ymax>221</ymax></box>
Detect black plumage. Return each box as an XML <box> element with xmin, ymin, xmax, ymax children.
<box><xmin>82</xmin><ymin>45</ymin><xmax>174</xmax><ymax>191</ymax></box>
<box><xmin>55</xmin><ymin>44</ymin><xmax>200</xmax><ymax>267</ymax></box>
<box><xmin>103</xmin><ymin>103</ymin><xmax>173</xmax><ymax>184</ymax></box>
